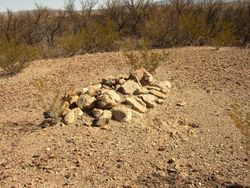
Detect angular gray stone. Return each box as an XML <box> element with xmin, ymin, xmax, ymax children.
<box><xmin>111</xmin><ymin>105</ymin><xmax>132</xmax><ymax>122</ymax></box>
<box><xmin>149</xmin><ymin>90</ymin><xmax>168</xmax><ymax>99</ymax></box>
<box><xmin>121</xmin><ymin>80</ymin><xmax>141</xmax><ymax>94</ymax></box>
<box><xmin>76</xmin><ymin>94</ymin><xmax>96</xmax><ymax>109</ymax></box>
<box><xmin>96</xmin><ymin>110</ymin><xmax>112</xmax><ymax>126</ymax></box>
<box><xmin>102</xmin><ymin>76</ymin><xmax>117</xmax><ymax>87</ymax></box>
<box><xmin>125</xmin><ymin>97</ymin><xmax>147</xmax><ymax>113</ymax></box>
<box><xmin>140</xmin><ymin>94</ymin><xmax>157</xmax><ymax>108</ymax></box>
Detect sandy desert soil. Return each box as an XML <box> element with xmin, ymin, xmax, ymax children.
<box><xmin>0</xmin><ymin>47</ymin><xmax>249</xmax><ymax>187</ymax></box>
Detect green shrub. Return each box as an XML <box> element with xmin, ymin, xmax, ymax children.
<box><xmin>124</xmin><ymin>41</ymin><xmax>168</xmax><ymax>73</ymax></box>
<box><xmin>212</xmin><ymin>20</ymin><xmax>237</xmax><ymax>46</ymax></box>
<box><xmin>58</xmin><ymin>18</ymin><xmax>119</xmax><ymax>56</ymax></box>
<box><xmin>58</xmin><ymin>30</ymin><xmax>91</xmax><ymax>56</ymax></box>
<box><xmin>0</xmin><ymin>40</ymin><xmax>39</xmax><ymax>75</ymax></box>
<box><xmin>180</xmin><ymin>13</ymin><xmax>211</xmax><ymax>45</ymax></box>
<box><xmin>87</xmin><ymin>18</ymin><xmax>120</xmax><ymax>52</ymax></box>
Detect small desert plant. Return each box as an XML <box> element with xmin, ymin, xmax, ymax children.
<box><xmin>0</xmin><ymin>40</ymin><xmax>39</xmax><ymax>75</ymax></box>
<box><xmin>31</xmin><ymin>67</ymin><xmax>73</xmax><ymax>117</ymax></box>
<box><xmin>124</xmin><ymin>40</ymin><xmax>168</xmax><ymax>73</ymax></box>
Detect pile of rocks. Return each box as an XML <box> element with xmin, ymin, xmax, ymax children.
<box><xmin>41</xmin><ymin>69</ymin><xmax>171</xmax><ymax>128</ymax></box>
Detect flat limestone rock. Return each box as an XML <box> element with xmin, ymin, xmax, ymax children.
<box><xmin>122</xmin><ymin>80</ymin><xmax>141</xmax><ymax>95</ymax></box>
<box><xmin>149</xmin><ymin>90</ymin><xmax>168</xmax><ymax>99</ymax></box>
<box><xmin>125</xmin><ymin>97</ymin><xmax>147</xmax><ymax>113</ymax></box>
<box><xmin>140</xmin><ymin>94</ymin><xmax>157</xmax><ymax>108</ymax></box>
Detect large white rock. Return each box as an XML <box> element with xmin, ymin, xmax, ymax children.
<box><xmin>111</xmin><ymin>105</ymin><xmax>132</xmax><ymax>122</ymax></box>
<box><xmin>125</xmin><ymin>97</ymin><xmax>147</xmax><ymax>113</ymax></box>
<box><xmin>121</xmin><ymin>80</ymin><xmax>141</xmax><ymax>94</ymax></box>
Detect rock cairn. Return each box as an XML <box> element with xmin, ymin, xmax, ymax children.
<box><xmin>40</xmin><ymin>69</ymin><xmax>172</xmax><ymax>128</ymax></box>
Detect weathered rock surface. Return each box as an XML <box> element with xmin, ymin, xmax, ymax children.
<box><xmin>92</xmin><ymin>108</ymin><xmax>103</xmax><ymax>118</ymax></box>
<box><xmin>125</xmin><ymin>97</ymin><xmax>147</xmax><ymax>113</ymax></box>
<box><xmin>96</xmin><ymin>110</ymin><xmax>112</xmax><ymax>126</ymax></box>
<box><xmin>111</xmin><ymin>105</ymin><xmax>132</xmax><ymax>122</ymax></box>
<box><xmin>87</xmin><ymin>84</ymin><xmax>102</xmax><ymax>96</ymax></box>
<box><xmin>139</xmin><ymin>94</ymin><xmax>157</xmax><ymax>108</ymax></box>
<box><xmin>134</xmin><ymin>87</ymin><xmax>149</xmax><ymax>95</ymax></box>
<box><xmin>77</xmin><ymin>94</ymin><xmax>96</xmax><ymax>109</ymax></box>
<box><xmin>97</xmin><ymin>93</ymin><xmax>117</xmax><ymax>109</ymax></box>
<box><xmin>102</xmin><ymin>76</ymin><xmax>117</xmax><ymax>87</ymax></box>
<box><xmin>64</xmin><ymin>110</ymin><xmax>76</xmax><ymax>125</ymax></box>
<box><xmin>121</xmin><ymin>80</ymin><xmax>141</xmax><ymax>94</ymax></box>
<box><xmin>149</xmin><ymin>90</ymin><xmax>168</xmax><ymax>99</ymax></box>
<box><xmin>69</xmin><ymin>95</ymin><xmax>79</xmax><ymax>105</ymax></box>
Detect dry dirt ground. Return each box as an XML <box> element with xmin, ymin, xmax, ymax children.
<box><xmin>0</xmin><ymin>47</ymin><xmax>249</xmax><ymax>188</ymax></box>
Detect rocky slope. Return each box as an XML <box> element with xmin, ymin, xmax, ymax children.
<box><xmin>0</xmin><ymin>47</ymin><xmax>249</xmax><ymax>187</ymax></box>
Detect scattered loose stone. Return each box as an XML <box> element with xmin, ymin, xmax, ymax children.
<box><xmin>177</xmin><ymin>101</ymin><xmax>187</xmax><ymax>106</ymax></box>
<box><xmin>111</xmin><ymin>105</ymin><xmax>132</xmax><ymax>122</ymax></box>
<box><xmin>77</xmin><ymin>94</ymin><xmax>96</xmax><ymax>109</ymax></box>
<box><xmin>121</xmin><ymin>80</ymin><xmax>141</xmax><ymax>94</ymax></box>
<box><xmin>125</xmin><ymin>97</ymin><xmax>147</xmax><ymax>113</ymax></box>
<box><xmin>156</xmin><ymin>98</ymin><xmax>164</xmax><ymax>104</ymax></box>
